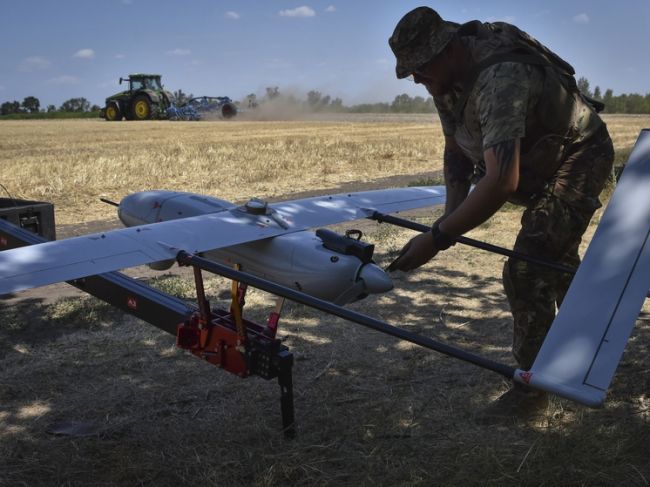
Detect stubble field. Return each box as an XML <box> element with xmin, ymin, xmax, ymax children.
<box><xmin>0</xmin><ymin>114</ymin><xmax>649</xmax><ymax>486</ymax></box>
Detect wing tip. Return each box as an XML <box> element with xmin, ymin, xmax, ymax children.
<box><xmin>513</xmin><ymin>369</ymin><xmax>606</xmax><ymax>407</ymax></box>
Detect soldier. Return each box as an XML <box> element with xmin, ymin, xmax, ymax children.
<box><xmin>387</xmin><ymin>7</ymin><xmax>614</xmax><ymax>414</ymax></box>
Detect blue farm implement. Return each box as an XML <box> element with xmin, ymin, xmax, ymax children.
<box><xmin>167</xmin><ymin>96</ymin><xmax>238</xmax><ymax>121</ymax></box>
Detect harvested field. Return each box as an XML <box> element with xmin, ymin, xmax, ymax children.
<box><xmin>0</xmin><ymin>115</ymin><xmax>649</xmax><ymax>486</ymax></box>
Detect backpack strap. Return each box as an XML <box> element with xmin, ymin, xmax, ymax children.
<box><xmin>452</xmin><ymin>52</ymin><xmax>552</xmax><ymax>122</ymax></box>
<box><xmin>451</xmin><ymin>21</ymin><xmax>596</xmax><ymax>122</ymax></box>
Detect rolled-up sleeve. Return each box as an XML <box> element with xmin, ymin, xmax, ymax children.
<box><xmin>475</xmin><ymin>62</ymin><xmax>531</xmax><ymax>150</ymax></box>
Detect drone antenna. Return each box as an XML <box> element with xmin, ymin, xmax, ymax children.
<box><xmin>100</xmin><ymin>198</ymin><xmax>119</xmax><ymax>207</ymax></box>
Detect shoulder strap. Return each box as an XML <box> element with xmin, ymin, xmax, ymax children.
<box><xmin>452</xmin><ymin>53</ymin><xmax>551</xmax><ymax>122</ymax></box>
<box><xmin>452</xmin><ymin>22</ymin><xmax>583</xmax><ymax>121</ymax></box>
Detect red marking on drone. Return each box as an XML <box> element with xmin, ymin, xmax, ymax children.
<box><xmin>126</xmin><ymin>296</ymin><xmax>138</xmax><ymax>310</ymax></box>
<box><xmin>519</xmin><ymin>371</ymin><xmax>533</xmax><ymax>384</ymax></box>
<box><xmin>0</xmin><ymin>237</ymin><xmax>7</xmax><ymax>247</ymax></box>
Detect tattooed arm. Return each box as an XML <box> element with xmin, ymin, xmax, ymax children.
<box><xmin>442</xmin><ymin>136</ymin><xmax>473</xmax><ymax>218</ymax></box>
<box><xmin>438</xmin><ymin>138</ymin><xmax>520</xmax><ymax>237</ymax></box>
<box><xmin>387</xmin><ymin>138</ymin><xmax>520</xmax><ymax>272</ymax></box>
<box><xmin>386</xmin><ymin>137</ymin><xmax>482</xmax><ymax>273</ymax></box>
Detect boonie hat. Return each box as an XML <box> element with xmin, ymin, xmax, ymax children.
<box><xmin>389</xmin><ymin>6</ymin><xmax>459</xmax><ymax>79</ymax></box>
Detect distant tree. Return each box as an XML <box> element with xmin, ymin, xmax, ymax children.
<box><xmin>349</xmin><ymin>102</ymin><xmax>390</xmax><ymax>113</ymax></box>
<box><xmin>246</xmin><ymin>93</ymin><xmax>257</xmax><ymax>108</ymax></box>
<box><xmin>22</xmin><ymin>96</ymin><xmax>40</xmax><ymax>113</ymax></box>
<box><xmin>90</xmin><ymin>104</ymin><xmax>101</xmax><ymax>112</ymax></box>
<box><xmin>1</xmin><ymin>100</ymin><xmax>22</xmax><ymax>115</ymax></box>
<box><xmin>172</xmin><ymin>89</ymin><xmax>193</xmax><ymax>105</ymax></box>
<box><xmin>593</xmin><ymin>86</ymin><xmax>602</xmax><ymax>100</ymax></box>
<box><xmin>391</xmin><ymin>93</ymin><xmax>414</xmax><ymax>112</ymax></box>
<box><xmin>265</xmin><ymin>86</ymin><xmax>280</xmax><ymax>100</ymax></box>
<box><xmin>330</xmin><ymin>97</ymin><xmax>344</xmax><ymax>111</ymax></box>
<box><xmin>1</xmin><ymin>102</ymin><xmax>11</xmax><ymax>115</ymax></box>
<box><xmin>602</xmin><ymin>88</ymin><xmax>614</xmax><ymax>113</ymax></box>
<box><xmin>577</xmin><ymin>77</ymin><xmax>593</xmax><ymax>98</ymax></box>
<box><xmin>59</xmin><ymin>97</ymin><xmax>91</xmax><ymax>112</ymax></box>
<box><xmin>627</xmin><ymin>93</ymin><xmax>647</xmax><ymax>114</ymax></box>
<box><xmin>46</xmin><ymin>104</ymin><xmax>57</xmax><ymax>113</ymax></box>
<box><xmin>307</xmin><ymin>90</ymin><xmax>322</xmax><ymax>107</ymax></box>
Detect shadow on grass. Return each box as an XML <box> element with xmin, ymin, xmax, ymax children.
<box><xmin>0</xmin><ymin>248</ymin><xmax>648</xmax><ymax>486</ymax></box>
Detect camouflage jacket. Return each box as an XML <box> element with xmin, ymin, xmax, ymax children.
<box><xmin>434</xmin><ymin>23</ymin><xmax>604</xmax><ymax>201</ymax></box>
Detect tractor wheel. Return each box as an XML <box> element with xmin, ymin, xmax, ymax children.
<box><xmin>104</xmin><ymin>103</ymin><xmax>122</xmax><ymax>121</ymax></box>
<box><xmin>131</xmin><ymin>95</ymin><xmax>152</xmax><ymax>120</ymax></box>
<box><xmin>221</xmin><ymin>103</ymin><xmax>237</xmax><ymax>119</ymax></box>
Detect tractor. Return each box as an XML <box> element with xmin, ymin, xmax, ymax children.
<box><xmin>101</xmin><ymin>74</ymin><xmax>173</xmax><ymax>121</ymax></box>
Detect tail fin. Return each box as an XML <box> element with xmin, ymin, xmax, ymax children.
<box><xmin>514</xmin><ymin>129</ymin><xmax>650</xmax><ymax>406</ymax></box>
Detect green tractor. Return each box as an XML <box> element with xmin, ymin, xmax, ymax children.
<box><xmin>101</xmin><ymin>74</ymin><xmax>173</xmax><ymax>121</ymax></box>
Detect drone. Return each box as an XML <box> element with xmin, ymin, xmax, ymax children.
<box><xmin>1</xmin><ymin>130</ymin><xmax>649</xmax><ymax>436</ymax></box>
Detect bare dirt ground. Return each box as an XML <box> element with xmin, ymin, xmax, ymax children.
<box><xmin>1</xmin><ymin>115</ymin><xmax>649</xmax><ymax>486</ymax></box>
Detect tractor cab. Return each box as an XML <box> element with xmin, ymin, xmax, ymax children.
<box><xmin>121</xmin><ymin>74</ymin><xmax>163</xmax><ymax>92</ymax></box>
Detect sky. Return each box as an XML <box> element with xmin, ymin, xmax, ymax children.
<box><xmin>1</xmin><ymin>0</ymin><xmax>649</xmax><ymax>108</ymax></box>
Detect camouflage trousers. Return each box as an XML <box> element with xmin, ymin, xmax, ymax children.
<box><xmin>503</xmin><ymin>126</ymin><xmax>615</xmax><ymax>370</ymax></box>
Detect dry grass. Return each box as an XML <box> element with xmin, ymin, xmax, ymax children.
<box><xmin>1</xmin><ymin>114</ymin><xmax>649</xmax><ymax>486</ymax></box>
<box><xmin>0</xmin><ymin>116</ymin><xmax>446</xmax><ymax>226</ymax></box>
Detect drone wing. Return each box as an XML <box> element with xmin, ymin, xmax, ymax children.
<box><xmin>515</xmin><ymin>130</ymin><xmax>650</xmax><ymax>406</ymax></box>
<box><xmin>0</xmin><ymin>186</ymin><xmax>445</xmax><ymax>296</ymax></box>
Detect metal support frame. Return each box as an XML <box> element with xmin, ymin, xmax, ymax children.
<box><xmin>369</xmin><ymin>211</ymin><xmax>578</xmax><ymax>275</ymax></box>
<box><xmin>176</xmin><ymin>251</ymin><xmax>516</xmax><ymax>379</ymax></box>
<box><xmin>0</xmin><ymin>219</ymin><xmax>296</xmax><ymax>437</ymax></box>
<box><xmin>370</xmin><ymin>211</ymin><xmax>650</xmax><ymax>299</ymax></box>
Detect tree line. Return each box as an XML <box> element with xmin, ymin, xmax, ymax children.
<box><xmin>2</xmin><ymin>77</ymin><xmax>650</xmax><ymax>116</ymax></box>
<box><xmin>1</xmin><ymin>96</ymin><xmax>100</xmax><ymax>115</ymax></box>
<box><xmin>577</xmin><ymin>77</ymin><xmax>650</xmax><ymax>114</ymax></box>
<box><xmin>251</xmin><ymin>79</ymin><xmax>650</xmax><ymax>114</ymax></box>
<box><xmin>247</xmin><ymin>88</ymin><xmax>435</xmax><ymax>113</ymax></box>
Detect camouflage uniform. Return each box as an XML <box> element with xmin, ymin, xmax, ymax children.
<box><xmin>390</xmin><ymin>8</ymin><xmax>615</xmax><ymax>370</ymax></box>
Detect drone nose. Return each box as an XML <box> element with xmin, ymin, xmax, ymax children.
<box><xmin>359</xmin><ymin>263</ymin><xmax>393</xmax><ymax>294</ymax></box>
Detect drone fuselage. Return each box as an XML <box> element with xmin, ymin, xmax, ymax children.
<box><xmin>118</xmin><ymin>190</ymin><xmax>393</xmax><ymax>305</ymax></box>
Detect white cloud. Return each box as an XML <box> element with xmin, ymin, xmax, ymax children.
<box><xmin>166</xmin><ymin>48</ymin><xmax>191</xmax><ymax>56</ymax></box>
<box><xmin>47</xmin><ymin>75</ymin><xmax>79</xmax><ymax>85</ymax></box>
<box><xmin>18</xmin><ymin>56</ymin><xmax>51</xmax><ymax>72</ymax></box>
<box><xmin>225</xmin><ymin>11</ymin><xmax>240</xmax><ymax>19</ymax></box>
<box><xmin>573</xmin><ymin>13</ymin><xmax>590</xmax><ymax>24</ymax></box>
<box><xmin>73</xmin><ymin>48</ymin><xmax>95</xmax><ymax>59</ymax></box>
<box><xmin>115</xmin><ymin>54</ymin><xmax>125</xmax><ymax>59</ymax></box>
<box><xmin>279</xmin><ymin>6</ymin><xmax>315</xmax><ymax>17</ymax></box>
<box><xmin>325</xmin><ymin>5</ymin><xmax>336</xmax><ymax>13</ymax></box>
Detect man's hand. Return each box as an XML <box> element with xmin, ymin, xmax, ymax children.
<box><xmin>387</xmin><ymin>231</ymin><xmax>439</xmax><ymax>272</ymax></box>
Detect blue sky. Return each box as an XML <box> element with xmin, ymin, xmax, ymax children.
<box><xmin>1</xmin><ymin>1</ymin><xmax>649</xmax><ymax>107</ymax></box>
